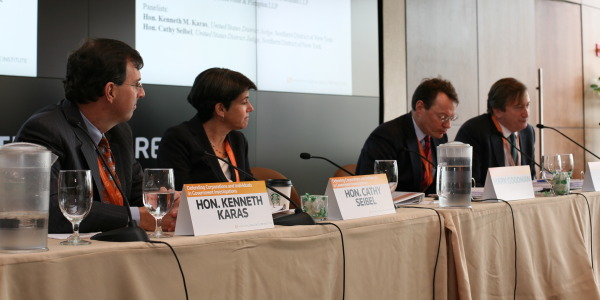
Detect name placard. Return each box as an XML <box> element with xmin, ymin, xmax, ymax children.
<box><xmin>324</xmin><ymin>174</ymin><xmax>396</xmax><ymax>220</ymax></box>
<box><xmin>582</xmin><ymin>162</ymin><xmax>600</xmax><ymax>192</ymax></box>
<box><xmin>175</xmin><ymin>181</ymin><xmax>274</xmax><ymax>236</ymax></box>
<box><xmin>482</xmin><ymin>166</ymin><xmax>534</xmax><ymax>201</ymax></box>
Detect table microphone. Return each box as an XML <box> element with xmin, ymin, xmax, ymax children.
<box><xmin>69</xmin><ymin>119</ymin><xmax>149</xmax><ymax>242</ymax></box>
<box><xmin>201</xmin><ymin>151</ymin><xmax>315</xmax><ymax>226</ymax></box>
<box><xmin>536</xmin><ymin>124</ymin><xmax>600</xmax><ymax>159</ymax></box>
<box><xmin>299</xmin><ymin>152</ymin><xmax>355</xmax><ymax>176</ymax></box>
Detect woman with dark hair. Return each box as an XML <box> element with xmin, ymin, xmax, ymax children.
<box><xmin>158</xmin><ymin>68</ymin><xmax>256</xmax><ymax>189</ymax></box>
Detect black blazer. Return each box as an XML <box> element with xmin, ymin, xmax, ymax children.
<box><xmin>15</xmin><ymin>99</ymin><xmax>143</xmax><ymax>233</ymax></box>
<box><xmin>454</xmin><ymin>113</ymin><xmax>536</xmax><ymax>186</ymax></box>
<box><xmin>157</xmin><ymin>114</ymin><xmax>253</xmax><ymax>190</ymax></box>
<box><xmin>356</xmin><ymin>112</ymin><xmax>446</xmax><ymax>194</ymax></box>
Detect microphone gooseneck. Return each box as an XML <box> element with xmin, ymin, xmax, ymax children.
<box><xmin>299</xmin><ymin>152</ymin><xmax>355</xmax><ymax>176</ymax></box>
<box><xmin>203</xmin><ymin>151</ymin><xmax>315</xmax><ymax>226</ymax></box>
<box><xmin>537</xmin><ymin>124</ymin><xmax>600</xmax><ymax>160</ymax></box>
<box><xmin>496</xmin><ymin>130</ymin><xmax>548</xmax><ymax>174</ymax></box>
<box><xmin>401</xmin><ymin>147</ymin><xmax>436</xmax><ymax>167</ymax></box>
<box><xmin>70</xmin><ymin>119</ymin><xmax>149</xmax><ymax>242</ymax></box>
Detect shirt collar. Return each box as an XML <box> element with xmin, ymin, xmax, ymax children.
<box><xmin>499</xmin><ymin>122</ymin><xmax>516</xmax><ymax>138</ymax></box>
<box><xmin>411</xmin><ymin>115</ymin><xmax>427</xmax><ymax>142</ymax></box>
<box><xmin>79</xmin><ymin>111</ymin><xmax>103</xmax><ymax>145</ymax></box>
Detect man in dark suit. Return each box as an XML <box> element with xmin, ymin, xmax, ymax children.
<box><xmin>455</xmin><ymin>77</ymin><xmax>535</xmax><ymax>186</ymax></box>
<box><xmin>356</xmin><ymin>77</ymin><xmax>459</xmax><ymax>194</ymax></box>
<box><xmin>15</xmin><ymin>38</ymin><xmax>178</xmax><ymax>233</ymax></box>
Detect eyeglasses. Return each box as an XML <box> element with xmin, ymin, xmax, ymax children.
<box><xmin>436</xmin><ymin>113</ymin><xmax>458</xmax><ymax>122</ymax></box>
<box><xmin>124</xmin><ymin>82</ymin><xmax>143</xmax><ymax>89</ymax></box>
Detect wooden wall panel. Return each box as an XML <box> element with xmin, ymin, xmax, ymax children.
<box><xmin>582</xmin><ymin>5</ymin><xmax>600</xmax><ymax>163</ymax></box>
<box><xmin>536</xmin><ymin>0</ymin><xmax>585</xmax><ymax>176</ymax></box>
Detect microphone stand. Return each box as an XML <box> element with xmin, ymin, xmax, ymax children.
<box><xmin>537</xmin><ymin>124</ymin><xmax>600</xmax><ymax>160</ymax></box>
<box><xmin>90</xmin><ymin>151</ymin><xmax>150</xmax><ymax>242</ymax></box>
<box><xmin>203</xmin><ymin>151</ymin><xmax>315</xmax><ymax>226</ymax></box>
<box><xmin>299</xmin><ymin>152</ymin><xmax>355</xmax><ymax>176</ymax></box>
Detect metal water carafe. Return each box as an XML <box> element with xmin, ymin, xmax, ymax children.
<box><xmin>436</xmin><ymin>142</ymin><xmax>472</xmax><ymax>208</ymax></box>
<box><xmin>0</xmin><ymin>142</ymin><xmax>58</xmax><ymax>252</ymax></box>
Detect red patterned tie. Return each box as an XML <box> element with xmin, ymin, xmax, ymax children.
<box><xmin>97</xmin><ymin>136</ymin><xmax>124</xmax><ymax>206</ymax></box>
<box><xmin>420</xmin><ymin>136</ymin><xmax>433</xmax><ymax>191</ymax></box>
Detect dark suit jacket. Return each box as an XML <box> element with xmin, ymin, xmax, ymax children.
<box><xmin>157</xmin><ymin>114</ymin><xmax>253</xmax><ymax>190</ymax></box>
<box><xmin>454</xmin><ymin>113</ymin><xmax>536</xmax><ymax>187</ymax></box>
<box><xmin>356</xmin><ymin>112</ymin><xmax>446</xmax><ymax>194</ymax></box>
<box><xmin>15</xmin><ymin>99</ymin><xmax>143</xmax><ymax>233</ymax></box>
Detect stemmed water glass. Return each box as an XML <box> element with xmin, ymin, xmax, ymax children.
<box><xmin>58</xmin><ymin>170</ymin><xmax>93</xmax><ymax>246</ymax></box>
<box><xmin>374</xmin><ymin>160</ymin><xmax>398</xmax><ymax>192</ymax></box>
<box><xmin>556</xmin><ymin>153</ymin><xmax>574</xmax><ymax>178</ymax></box>
<box><xmin>540</xmin><ymin>155</ymin><xmax>559</xmax><ymax>181</ymax></box>
<box><xmin>143</xmin><ymin>168</ymin><xmax>175</xmax><ymax>238</ymax></box>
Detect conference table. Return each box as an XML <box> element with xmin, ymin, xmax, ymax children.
<box><xmin>1</xmin><ymin>192</ymin><xmax>599</xmax><ymax>299</ymax></box>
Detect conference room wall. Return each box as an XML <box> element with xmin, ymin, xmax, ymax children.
<box><xmin>403</xmin><ymin>0</ymin><xmax>538</xmax><ymax>142</ymax></box>
<box><xmin>405</xmin><ymin>0</ymin><xmax>478</xmax><ymax>141</ymax></box>
<box><xmin>381</xmin><ymin>0</ymin><xmax>408</xmax><ymax>122</ymax></box>
<box><xmin>384</xmin><ymin>0</ymin><xmax>600</xmax><ymax>176</ymax></box>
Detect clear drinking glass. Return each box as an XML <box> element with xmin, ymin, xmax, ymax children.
<box><xmin>374</xmin><ymin>160</ymin><xmax>398</xmax><ymax>192</ymax></box>
<box><xmin>143</xmin><ymin>168</ymin><xmax>175</xmax><ymax>238</ymax></box>
<box><xmin>557</xmin><ymin>153</ymin><xmax>574</xmax><ymax>178</ymax></box>
<box><xmin>540</xmin><ymin>155</ymin><xmax>559</xmax><ymax>182</ymax></box>
<box><xmin>58</xmin><ymin>170</ymin><xmax>93</xmax><ymax>246</ymax></box>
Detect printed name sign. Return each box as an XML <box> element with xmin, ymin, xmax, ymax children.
<box><xmin>175</xmin><ymin>181</ymin><xmax>274</xmax><ymax>236</ymax></box>
<box><xmin>324</xmin><ymin>174</ymin><xmax>396</xmax><ymax>220</ymax></box>
<box><xmin>582</xmin><ymin>162</ymin><xmax>600</xmax><ymax>191</ymax></box>
<box><xmin>482</xmin><ymin>166</ymin><xmax>534</xmax><ymax>201</ymax></box>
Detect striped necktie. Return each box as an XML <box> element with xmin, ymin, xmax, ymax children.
<box><xmin>97</xmin><ymin>136</ymin><xmax>124</xmax><ymax>206</ymax></box>
<box><xmin>420</xmin><ymin>136</ymin><xmax>433</xmax><ymax>191</ymax></box>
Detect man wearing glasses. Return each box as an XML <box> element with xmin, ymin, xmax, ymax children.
<box><xmin>356</xmin><ymin>77</ymin><xmax>459</xmax><ymax>194</ymax></box>
<box><xmin>455</xmin><ymin>77</ymin><xmax>535</xmax><ymax>187</ymax></box>
<box><xmin>15</xmin><ymin>38</ymin><xmax>178</xmax><ymax>233</ymax></box>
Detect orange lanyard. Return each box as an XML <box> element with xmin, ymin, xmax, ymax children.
<box><xmin>491</xmin><ymin>115</ymin><xmax>518</xmax><ymax>166</ymax></box>
<box><xmin>224</xmin><ymin>140</ymin><xmax>240</xmax><ymax>182</ymax></box>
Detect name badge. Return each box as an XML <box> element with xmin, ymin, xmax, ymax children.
<box><xmin>582</xmin><ymin>162</ymin><xmax>600</xmax><ymax>192</ymax></box>
<box><xmin>324</xmin><ymin>174</ymin><xmax>396</xmax><ymax>220</ymax></box>
<box><xmin>175</xmin><ymin>181</ymin><xmax>274</xmax><ymax>236</ymax></box>
<box><xmin>482</xmin><ymin>166</ymin><xmax>534</xmax><ymax>201</ymax></box>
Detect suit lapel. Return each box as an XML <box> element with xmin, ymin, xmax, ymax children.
<box><xmin>491</xmin><ymin>134</ymin><xmax>504</xmax><ymax>167</ymax></box>
<box><xmin>60</xmin><ymin>100</ymin><xmax>105</xmax><ymax>199</ymax></box>
<box><xmin>402</xmin><ymin>115</ymin><xmax>424</xmax><ymax>190</ymax></box>
<box><xmin>486</xmin><ymin>115</ymin><xmax>505</xmax><ymax>167</ymax></box>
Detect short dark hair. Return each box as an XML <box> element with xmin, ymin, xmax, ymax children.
<box><xmin>486</xmin><ymin>78</ymin><xmax>527</xmax><ymax>114</ymax></box>
<box><xmin>411</xmin><ymin>77</ymin><xmax>458</xmax><ymax>110</ymax></box>
<box><xmin>187</xmin><ymin>68</ymin><xmax>257</xmax><ymax>123</ymax></box>
<box><xmin>64</xmin><ymin>38</ymin><xmax>144</xmax><ymax>104</ymax></box>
